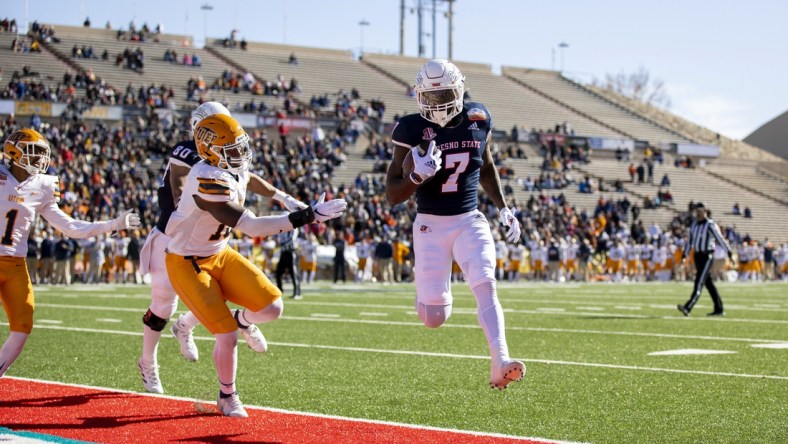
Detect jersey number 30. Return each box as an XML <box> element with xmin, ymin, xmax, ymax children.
<box><xmin>441</xmin><ymin>152</ymin><xmax>470</xmax><ymax>193</ymax></box>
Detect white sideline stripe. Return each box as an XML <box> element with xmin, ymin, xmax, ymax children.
<box><xmin>95</xmin><ymin>318</ymin><xmax>122</xmax><ymax>323</ymax></box>
<box><xmin>29</xmin><ymin>303</ymin><xmax>788</xmax><ymax>343</ymax></box>
<box><xmin>36</xmin><ymin>301</ymin><xmax>788</xmax><ymax>324</ymax></box>
<box><xmin>4</xmin><ymin>376</ymin><xmax>578</xmax><ymax>444</ymax></box>
<box><xmin>311</xmin><ymin>313</ymin><xmax>341</xmax><ymax>318</ymax></box>
<box><xmin>575</xmin><ymin>307</ymin><xmax>605</xmax><ymax>311</ymax></box>
<box><xmin>4</xmin><ymin>323</ymin><xmax>788</xmax><ymax>381</ymax></box>
<box><xmin>359</xmin><ymin>312</ymin><xmax>390</xmax><ymax>317</ymax></box>
<box><xmin>648</xmin><ymin>349</ymin><xmax>737</xmax><ymax>356</ymax></box>
<box><xmin>37</xmin><ymin>319</ymin><xmax>62</xmax><ymax>324</ymax></box>
<box><xmin>750</xmin><ymin>343</ymin><xmax>788</xmax><ymax>349</ymax></box>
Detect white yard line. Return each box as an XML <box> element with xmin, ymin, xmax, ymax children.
<box><xmin>32</xmin><ymin>302</ymin><xmax>788</xmax><ymax>339</ymax></box>
<box><xmin>3</xmin><ymin>323</ymin><xmax>787</xmax><ymax>381</ymax></box>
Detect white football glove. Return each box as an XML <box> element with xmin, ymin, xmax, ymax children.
<box><xmin>112</xmin><ymin>209</ymin><xmax>141</xmax><ymax>231</ymax></box>
<box><xmin>499</xmin><ymin>207</ymin><xmax>521</xmax><ymax>243</ymax></box>
<box><xmin>313</xmin><ymin>193</ymin><xmax>347</xmax><ymax>223</ymax></box>
<box><xmin>273</xmin><ymin>189</ymin><xmax>308</xmax><ymax>212</ymax></box>
<box><xmin>410</xmin><ymin>140</ymin><xmax>442</xmax><ymax>184</ymax></box>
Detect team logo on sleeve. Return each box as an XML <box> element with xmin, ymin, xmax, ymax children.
<box><xmin>422</xmin><ymin>127</ymin><xmax>437</xmax><ymax>141</ymax></box>
<box><xmin>420</xmin><ymin>225</ymin><xmax>432</xmax><ymax>234</ymax></box>
<box><xmin>467</xmin><ymin>108</ymin><xmax>487</xmax><ymax>121</ymax></box>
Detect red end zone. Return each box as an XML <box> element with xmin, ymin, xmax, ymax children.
<box><xmin>0</xmin><ymin>377</ymin><xmax>568</xmax><ymax>444</ymax></box>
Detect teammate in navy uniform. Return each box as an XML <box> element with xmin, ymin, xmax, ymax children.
<box><xmin>386</xmin><ymin>59</ymin><xmax>525</xmax><ymax>389</ymax></box>
<box><xmin>137</xmin><ymin>102</ymin><xmax>307</xmax><ymax>393</ymax></box>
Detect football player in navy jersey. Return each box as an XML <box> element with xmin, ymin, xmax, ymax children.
<box><xmin>386</xmin><ymin>59</ymin><xmax>525</xmax><ymax>389</ymax></box>
<box><xmin>137</xmin><ymin>102</ymin><xmax>307</xmax><ymax>393</ymax></box>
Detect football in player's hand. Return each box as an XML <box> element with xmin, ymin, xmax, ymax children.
<box><xmin>402</xmin><ymin>149</ymin><xmax>415</xmax><ymax>178</ymax></box>
<box><xmin>402</xmin><ymin>140</ymin><xmax>434</xmax><ymax>183</ymax></box>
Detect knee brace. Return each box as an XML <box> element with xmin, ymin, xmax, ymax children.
<box><xmin>142</xmin><ymin>309</ymin><xmax>168</xmax><ymax>332</ymax></box>
<box><xmin>417</xmin><ymin>302</ymin><xmax>452</xmax><ymax>328</ymax></box>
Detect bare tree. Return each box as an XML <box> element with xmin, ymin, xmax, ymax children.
<box><xmin>593</xmin><ymin>67</ymin><xmax>671</xmax><ymax>109</ymax></box>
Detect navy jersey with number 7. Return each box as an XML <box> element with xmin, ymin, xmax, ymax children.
<box><xmin>155</xmin><ymin>140</ymin><xmax>202</xmax><ymax>232</ymax></box>
<box><xmin>391</xmin><ymin>102</ymin><xmax>491</xmax><ymax>216</ymax></box>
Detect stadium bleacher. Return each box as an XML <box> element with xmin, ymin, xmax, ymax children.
<box><xmin>1</xmin><ymin>19</ymin><xmax>786</xmax><ymax>247</ymax></box>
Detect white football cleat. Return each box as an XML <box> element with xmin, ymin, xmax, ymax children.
<box><xmin>217</xmin><ymin>392</ymin><xmax>248</xmax><ymax>418</ymax></box>
<box><xmin>137</xmin><ymin>358</ymin><xmax>164</xmax><ymax>394</ymax></box>
<box><xmin>239</xmin><ymin>324</ymin><xmax>268</xmax><ymax>353</ymax></box>
<box><xmin>490</xmin><ymin>360</ymin><xmax>525</xmax><ymax>390</ymax></box>
<box><xmin>170</xmin><ymin>315</ymin><xmax>199</xmax><ymax>362</ymax></box>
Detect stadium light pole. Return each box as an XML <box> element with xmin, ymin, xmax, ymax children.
<box><xmin>558</xmin><ymin>41</ymin><xmax>569</xmax><ymax>72</ymax></box>
<box><xmin>358</xmin><ymin>19</ymin><xmax>370</xmax><ymax>57</ymax></box>
<box><xmin>201</xmin><ymin>3</ymin><xmax>213</xmax><ymax>48</ymax></box>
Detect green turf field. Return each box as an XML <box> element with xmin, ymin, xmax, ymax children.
<box><xmin>3</xmin><ymin>281</ymin><xmax>787</xmax><ymax>443</ymax></box>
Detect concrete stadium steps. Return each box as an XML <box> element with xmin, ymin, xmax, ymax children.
<box><xmin>362</xmin><ymin>54</ymin><xmax>621</xmax><ymax>137</ymax></box>
<box><xmin>503</xmin><ymin>67</ymin><xmax>689</xmax><ymax>145</ymax></box>
<box><xmin>209</xmin><ymin>41</ymin><xmax>417</xmax><ymax>121</ymax></box>
<box><xmin>574</xmin><ymin>158</ymin><xmax>788</xmax><ymax>243</ymax></box>
<box><xmin>0</xmin><ymin>33</ymin><xmax>77</xmax><ymax>90</ymax></box>
<box><xmin>42</xmin><ymin>24</ymin><xmax>279</xmax><ymax>110</ymax></box>
<box><xmin>703</xmin><ymin>163</ymin><xmax>788</xmax><ymax>205</ymax></box>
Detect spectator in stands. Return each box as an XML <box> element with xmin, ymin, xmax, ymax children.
<box><xmin>646</xmin><ymin>159</ymin><xmax>654</xmax><ymax>184</ymax></box>
<box><xmin>240</xmin><ymin>38</ymin><xmax>247</xmax><ymax>50</ymax></box>
<box><xmin>289</xmin><ymin>52</ymin><xmax>298</xmax><ymax>65</ymax></box>
<box><xmin>660</xmin><ymin>173</ymin><xmax>670</xmax><ymax>187</ymax></box>
<box><xmin>744</xmin><ymin>207</ymin><xmax>752</xmax><ymax>218</ymax></box>
<box><xmin>732</xmin><ymin>203</ymin><xmax>741</xmax><ymax>215</ymax></box>
<box><xmin>84</xmin><ymin>17</ymin><xmax>91</xmax><ymax>27</ymax></box>
<box><xmin>636</xmin><ymin>163</ymin><xmax>645</xmax><ymax>184</ymax></box>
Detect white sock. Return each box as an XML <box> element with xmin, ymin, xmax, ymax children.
<box><xmin>237</xmin><ymin>299</ymin><xmax>284</xmax><ymax>325</ymax></box>
<box><xmin>214</xmin><ymin>331</ymin><xmax>238</xmax><ymax>395</ymax></box>
<box><xmin>141</xmin><ymin>325</ymin><xmax>162</xmax><ymax>366</ymax></box>
<box><xmin>178</xmin><ymin>311</ymin><xmax>200</xmax><ymax>331</ymax></box>
<box><xmin>302</xmin><ymin>271</ymin><xmax>308</xmax><ymax>283</ymax></box>
<box><xmin>0</xmin><ymin>332</ymin><xmax>29</xmax><ymax>377</ymax></box>
<box><xmin>309</xmin><ymin>271</ymin><xmax>315</xmax><ymax>283</ymax></box>
<box><xmin>471</xmin><ymin>281</ymin><xmax>510</xmax><ymax>368</ymax></box>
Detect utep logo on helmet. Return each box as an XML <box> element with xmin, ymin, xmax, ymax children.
<box><xmin>195</xmin><ymin>126</ymin><xmax>218</xmax><ymax>145</ymax></box>
<box><xmin>422</xmin><ymin>127</ymin><xmax>437</xmax><ymax>141</ymax></box>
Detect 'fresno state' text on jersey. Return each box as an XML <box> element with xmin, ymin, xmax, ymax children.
<box><xmin>156</xmin><ymin>140</ymin><xmax>201</xmax><ymax>233</ymax></box>
<box><xmin>392</xmin><ymin>102</ymin><xmax>491</xmax><ymax>216</ymax></box>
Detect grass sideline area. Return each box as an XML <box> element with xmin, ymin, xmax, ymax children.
<box><xmin>2</xmin><ymin>281</ymin><xmax>787</xmax><ymax>443</ymax></box>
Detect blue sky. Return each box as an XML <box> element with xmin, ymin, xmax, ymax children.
<box><xmin>6</xmin><ymin>0</ymin><xmax>786</xmax><ymax>139</ymax></box>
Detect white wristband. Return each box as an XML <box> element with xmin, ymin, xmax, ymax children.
<box><xmin>272</xmin><ymin>189</ymin><xmax>288</xmax><ymax>202</ymax></box>
<box><xmin>409</xmin><ymin>171</ymin><xmax>424</xmax><ymax>185</ymax></box>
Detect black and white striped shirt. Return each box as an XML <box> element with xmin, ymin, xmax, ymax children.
<box><xmin>275</xmin><ymin>229</ymin><xmax>297</xmax><ymax>252</ymax></box>
<box><xmin>684</xmin><ymin>218</ymin><xmax>730</xmax><ymax>257</ymax></box>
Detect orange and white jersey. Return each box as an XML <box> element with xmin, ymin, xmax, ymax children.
<box><xmin>510</xmin><ymin>244</ymin><xmax>525</xmax><ymax>262</ymax></box>
<box><xmin>495</xmin><ymin>240</ymin><xmax>508</xmax><ymax>260</ymax></box>
<box><xmin>166</xmin><ymin>161</ymin><xmax>249</xmax><ymax>257</ymax></box>
<box><xmin>0</xmin><ymin>164</ymin><xmax>117</xmax><ymax>257</ymax></box>
<box><xmin>300</xmin><ymin>239</ymin><xmax>317</xmax><ymax>263</ymax></box>
<box><xmin>626</xmin><ymin>245</ymin><xmax>640</xmax><ymax>261</ymax></box>
<box><xmin>562</xmin><ymin>244</ymin><xmax>578</xmax><ymax>262</ymax></box>
<box><xmin>113</xmin><ymin>237</ymin><xmax>129</xmax><ymax>257</ymax></box>
<box><xmin>652</xmin><ymin>247</ymin><xmax>668</xmax><ymax>268</ymax></box>
<box><xmin>608</xmin><ymin>246</ymin><xmax>625</xmax><ymax>261</ymax></box>
<box><xmin>356</xmin><ymin>242</ymin><xmax>371</xmax><ymax>259</ymax></box>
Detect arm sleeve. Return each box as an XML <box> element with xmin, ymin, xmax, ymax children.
<box><xmin>39</xmin><ymin>200</ymin><xmax>118</xmax><ymax>239</ymax></box>
<box><xmin>711</xmin><ymin>223</ymin><xmax>731</xmax><ymax>253</ymax></box>
<box><xmin>235</xmin><ymin>209</ymin><xmax>295</xmax><ymax>237</ymax></box>
<box><xmin>391</xmin><ymin>119</ymin><xmax>416</xmax><ymax>149</ymax></box>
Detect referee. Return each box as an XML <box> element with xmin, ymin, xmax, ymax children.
<box><xmin>275</xmin><ymin>228</ymin><xmax>301</xmax><ymax>299</ymax></box>
<box><xmin>677</xmin><ymin>203</ymin><xmax>732</xmax><ymax>316</ymax></box>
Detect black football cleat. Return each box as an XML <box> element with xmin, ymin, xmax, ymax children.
<box><xmin>706</xmin><ymin>311</ymin><xmax>725</xmax><ymax>317</ymax></box>
<box><xmin>677</xmin><ymin>304</ymin><xmax>690</xmax><ymax>316</ymax></box>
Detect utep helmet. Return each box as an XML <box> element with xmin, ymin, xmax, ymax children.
<box><xmin>3</xmin><ymin>128</ymin><xmax>51</xmax><ymax>175</ymax></box>
<box><xmin>414</xmin><ymin>59</ymin><xmax>465</xmax><ymax>127</ymax></box>
<box><xmin>193</xmin><ymin>114</ymin><xmax>251</xmax><ymax>174</ymax></box>
<box><xmin>190</xmin><ymin>101</ymin><xmax>231</xmax><ymax>133</ymax></box>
